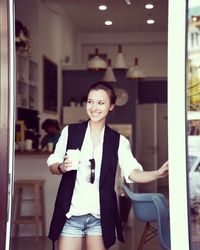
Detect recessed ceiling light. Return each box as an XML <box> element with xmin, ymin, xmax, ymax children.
<box><xmin>124</xmin><ymin>0</ymin><xmax>131</xmax><ymax>5</ymax></box>
<box><xmin>145</xmin><ymin>4</ymin><xmax>154</xmax><ymax>9</ymax></box>
<box><xmin>105</xmin><ymin>20</ymin><xmax>112</xmax><ymax>26</ymax></box>
<box><xmin>98</xmin><ymin>5</ymin><xmax>107</xmax><ymax>11</ymax></box>
<box><xmin>147</xmin><ymin>19</ymin><xmax>155</xmax><ymax>24</ymax></box>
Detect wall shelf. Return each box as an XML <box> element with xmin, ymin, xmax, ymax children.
<box><xmin>16</xmin><ymin>53</ymin><xmax>38</xmax><ymax>110</ymax></box>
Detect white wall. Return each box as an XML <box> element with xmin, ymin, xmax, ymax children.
<box><xmin>37</xmin><ymin>1</ymin><xmax>76</xmax><ymax>129</ymax></box>
<box><xmin>75</xmin><ymin>31</ymin><xmax>167</xmax><ymax>77</ymax></box>
<box><xmin>15</xmin><ymin>0</ymin><xmax>39</xmax><ymax>62</ymax></box>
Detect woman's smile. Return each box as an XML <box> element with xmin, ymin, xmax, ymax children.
<box><xmin>86</xmin><ymin>89</ymin><xmax>114</xmax><ymax>123</ymax></box>
<box><xmin>90</xmin><ymin>111</ymin><xmax>101</xmax><ymax>117</ymax></box>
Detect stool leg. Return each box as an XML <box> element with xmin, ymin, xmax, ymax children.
<box><xmin>14</xmin><ymin>186</ymin><xmax>23</xmax><ymax>238</ymax></box>
<box><xmin>40</xmin><ymin>185</ymin><xmax>46</xmax><ymax>237</ymax></box>
<box><xmin>13</xmin><ymin>184</ymin><xmax>18</xmax><ymax>237</ymax></box>
<box><xmin>34</xmin><ymin>184</ymin><xmax>40</xmax><ymax>242</ymax></box>
<box><xmin>13</xmin><ymin>185</ymin><xmax>18</xmax><ymax>237</ymax></box>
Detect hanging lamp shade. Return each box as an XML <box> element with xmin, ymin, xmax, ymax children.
<box><xmin>103</xmin><ymin>59</ymin><xmax>117</xmax><ymax>82</ymax></box>
<box><xmin>126</xmin><ymin>57</ymin><xmax>146</xmax><ymax>79</ymax></box>
<box><xmin>114</xmin><ymin>44</ymin><xmax>127</xmax><ymax>69</ymax></box>
<box><xmin>88</xmin><ymin>48</ymin><xmax>107</xmax><ymax>70</ymax></box>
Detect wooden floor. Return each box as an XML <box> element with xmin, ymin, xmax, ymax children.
<box><xmin>9</xmin><ymin>219</ymin><xmax>200</xmax><ymax>250</ymax></box>
<box><xmin>10</xmin><ymin>218</ymin><xmax>163</xmax><ymax>250</ymax></box>
<box><xmin>10</xmin><ymin>186</ymin><xmax>200</xmax><ymax>250</ymax></box>
<box><xmin>10</xmin><ymin>187</ymin><xmax>169</xmax><ymax>250</ymax></box>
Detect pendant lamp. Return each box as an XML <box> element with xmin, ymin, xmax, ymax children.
<box><xmin>88</xmin><ymin>48</ymin><xmax>107</xmax><ymax>71</ymax></box>
<box><xmin>103</xmin><ymin>59</ymin><xmax>117</xmax><ymax>82</ymax></box>
<box><xmin>114</xmin><ymin>44</ymin><xmax>127</xmax><ymax>69</ymax></box>
<box><xmin>126</xmin><ymin>57</ymin><xmax>146</xmax><ymax>79</ymax></box>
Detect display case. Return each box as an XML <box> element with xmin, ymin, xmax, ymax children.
<box><xmin>16</xmin><ymin>52</ymin><xmax>38</xmax><ymax>110</ymax></box>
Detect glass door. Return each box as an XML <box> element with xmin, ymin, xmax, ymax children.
<box><xmin>169</xmin><ymin>0</ymin><xmax>200</xmax><ymax>249</ymax></box>
<box><xmin>187</xmin><ymin>0</ymin><xmax>200</xmax><ymax>249</ymax></box>
<box><xmin>0</xmin><ymin>0</ymin><xmax>15</xmax><ymax>249</ymax></box>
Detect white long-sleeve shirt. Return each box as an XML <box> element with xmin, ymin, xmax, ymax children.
<box><xmin>47</xmin><ymin>123</ymin><xmax>143</xmax><ymax>218</ymax></box>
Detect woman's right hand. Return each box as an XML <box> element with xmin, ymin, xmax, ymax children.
<box><xmin>50</xmin><ymin>155</ymin><xmax>73</xmax><ymax>175</ymax></box>
<box><xmin>59</xmin><ymin>154</ymin><xmax>73</xmax><ymax>172</ymax></box>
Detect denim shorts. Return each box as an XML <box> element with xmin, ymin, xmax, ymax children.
<box><xmin>60</xmin><ymin>214</ymin><xmax>102</xmax><ymax>237</ymax></box>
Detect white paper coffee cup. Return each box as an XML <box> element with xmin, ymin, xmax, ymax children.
<box><xmin>67</xmin><ymin>149</ymin><xmax>81</xmax><ymax>170</ymax></box>
<box><xmin>47</xmin><ymin>142</ymin><xmax>54</xmax><ymax>152</ymax></box>
<box><xmin>25</xmin><ymin>139</ymin><xmax>32</xmax><ymax>151</ymax></box>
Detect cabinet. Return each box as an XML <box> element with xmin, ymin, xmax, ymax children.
<box><xmin>136</xmin><ymin>103</ymin><xmax>168</xmax><ymax>192</ymax></box>
<box><xmin>16</xmin><ymin>53</ymin><xmax>38</xmax><ymax>110</ymax></box>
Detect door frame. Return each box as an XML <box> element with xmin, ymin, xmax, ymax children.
<box><xmin>0</xmin><ymin>0</ymin><xmax>192</xmax><ymax>249</ymax></box>
<box><xmin>0</xmin><ymin>0</ymin><xmax>15</xmax><ymax>249</ymax></box>
<box><xmin>168</xmin><ymin>0</ymin><xmax>190</xmax><ymax>249</ymax></box>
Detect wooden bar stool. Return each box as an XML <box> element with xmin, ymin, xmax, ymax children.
<box><xmin>13</xmin><ymin>180</ymin><xmax>46</xmax><ymax>242</ymax></box>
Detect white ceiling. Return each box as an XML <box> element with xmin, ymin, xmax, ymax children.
<box><xmin>43</xmin><ymin>0</ymin><xmax>168</xmax><ymax>33</ymax></box>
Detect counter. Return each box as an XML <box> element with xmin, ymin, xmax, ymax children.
<box><xmin>14</xmin><ymin>151</ymin><xmax>61</xmax><ymax>237</ymax></box>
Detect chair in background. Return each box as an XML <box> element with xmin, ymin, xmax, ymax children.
<box><xmin>123</xmin><ymin>184</ymin><xmax>170</xmax><ymax>250</ymax></box>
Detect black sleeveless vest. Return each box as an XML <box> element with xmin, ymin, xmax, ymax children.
<box><xmin>48</xmin><ymin>121</ymin><xmax>124</xmax><ymax>249</ymax></box>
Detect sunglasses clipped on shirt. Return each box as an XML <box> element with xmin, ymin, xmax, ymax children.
<box><xmin>89</xmin><ymin>158</ymin><xmax>95</xmax><ymax>184</ymax></box>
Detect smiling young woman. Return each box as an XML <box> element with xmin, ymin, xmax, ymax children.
<box><xmin>47</xmin><ymin>81</ymin><xmax>168</xmax><ymax>250</ymax></box>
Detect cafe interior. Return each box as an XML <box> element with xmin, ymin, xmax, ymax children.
<box><xmin>1</xmin><ymin>0</ymin><xmax>200</xmax><ymax>249</ymax></box>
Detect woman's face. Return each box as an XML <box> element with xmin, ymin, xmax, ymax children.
<box><xmin>86</xmin><ymin>89</ymin><xmax>114</xmax><ymax>124</ymax></box>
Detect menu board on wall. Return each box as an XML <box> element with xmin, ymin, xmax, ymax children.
<box><xmin>43</xmin><ymin>56</ymin><xmax>58</xmax><ymax>113</ymax></box>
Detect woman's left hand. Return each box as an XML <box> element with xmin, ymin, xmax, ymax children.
<box><xmin>157</xmin><ymin>161</ymin><xmax>169</xmax><ymax>178</ymax></box>
<box><xmin>129</xmin><ymin>160</ymin><xmax>169</xmax><ymax>183</ymax></box>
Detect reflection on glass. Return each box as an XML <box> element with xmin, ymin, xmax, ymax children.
<box><xmin>187</xmin><ymin>1</ymin><xmax>200</xmax><ymax>248</ymax></box>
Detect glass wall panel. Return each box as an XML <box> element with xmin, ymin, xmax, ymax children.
<box><xmin>187</xmin><ymin>1</ymin><xmax>200</xmax><ymax>249</ymax></box>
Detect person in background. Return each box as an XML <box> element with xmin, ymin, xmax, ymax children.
<box><xmin>40</xmin><ymin>119</ymin><xmax>60</xmax><ymax>150</ymax></box>
<box><xmin>47</xmin><ymin>81</ymin><xmax>168</xmax><ymax>250</ymax></box>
